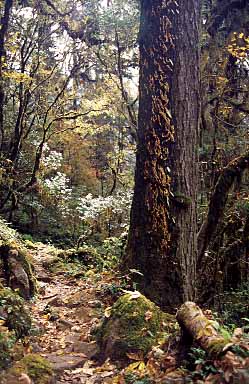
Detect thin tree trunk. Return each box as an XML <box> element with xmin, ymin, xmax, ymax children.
<box><xmin>0</xmin><ymin>0</ymin><xmax>13</xmax><ymax>150</ymax></box>
<box><xmin>198</xmin><ymin>150</ymin><xmax>249</xmax><ymax>263</ymax></box>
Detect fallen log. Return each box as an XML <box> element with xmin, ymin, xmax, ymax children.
<box><xmin>176</xmin><ymin>301</ymin><xmax>230</xmax><ymax>356</ymax></box>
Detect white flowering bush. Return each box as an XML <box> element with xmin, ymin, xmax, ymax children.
<box><xmin>40</xmin><ymin>171</ymin><xmax>74</xmax><ymax>220</ymax></box>
<box><xmin>41</xmin><ymin>144</ymin><xmax>63</xmax><ymax>170</ymax></box>
<box><xmin>39</xmin><ymin>166</ymin><xmax>132</xmax><ymax>242</ymax></box>
<box><xmin>75</xmin><ymin>190</ymin><xmax>132</xmax><ymax>238</ymax></box>
<box><xmin>0</xmin><ymin>217</ymin><xmax>19</xmax><ymax>243</ymax></box>
<box><xmin>21</xmin><ymin>143</ymin><xmax>133</xmax><ymax>244</ymax></box>
<box><xmin>43</xmin><ymin>172</ymin><xmax>72</xmax><ymax>198</ymax></box>
<box><xmin>76</xmin><ymin>190</ymin><xmax>133</xmax><ymax>222</ymax></box>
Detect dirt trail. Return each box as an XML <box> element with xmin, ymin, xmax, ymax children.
<box><xmin>28</xmin><ymin>244</ymin><xmax>118</xmax><ymax>383</ymax></box>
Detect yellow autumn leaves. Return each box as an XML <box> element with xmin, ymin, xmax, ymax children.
<box><xmin>3</xmin><ymin>71</ymin><xmax>32</xmax><ymax>83</ymax></box>
<box><xmin>227</xmin><ymin>32</ymin><xmax>249</xmax><ymax>60</ymax></box>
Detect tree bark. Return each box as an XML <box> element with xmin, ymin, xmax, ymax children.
<box><xmin>170</xmin><ymin>0</ymin><xmax>199</xmax><ymax>303</ymax></box>
<box><xmin>124</xmin><ymin>0</ymin><xmax>200</xmax><ymax>309</ymax></box>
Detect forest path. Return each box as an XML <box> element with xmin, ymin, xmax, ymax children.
<box><xmin>28</xmin><ymin>244</ymin><xmax>118</xmax><ymax>384</ymax></box>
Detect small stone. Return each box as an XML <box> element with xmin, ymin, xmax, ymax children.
<box><xmin>56</xmin><ymin>319</ymin><xmax>74</xmax><ymax>330</ymax></box>
<box><xmin>31</xmin><ymin>343</ymin><xmax>43</xmax><ymax>353</ymax></box>
<box><xmin>47</xmin><ymin>296</ymin><xmax>64</xmax><ymax>307</ymax></box>
<box><xmin>88</xmin><ymin>300</ymin><xmax>103</xmax><ymax>309</ymax></box>
<box><xmin>72</xmin><ymin>341</ymin><xmax>99</xmax><ymax>358</ymax></box>
<box><xmin>37</xmin><ymin>274</ymin><xmax>53</xmax><ymax>283</ymax></box>
<box><xmin>49</xmin><ymin>311</ymin><xmax>60</xmax><ymax>321</ymax></box>
<box><xmin>44</xmin><ymin>353</ymin><xmax>87</xmax><ymax>372</ymax></box>
<box><xmin>18</xmin><ymin>373</ymin><xmax>32</xmax><ymax>384</ymax></box>
<box><xmin>71</xmin><ymin>325</ymin><xmax>81</xmax><ymax>332</ymax></box>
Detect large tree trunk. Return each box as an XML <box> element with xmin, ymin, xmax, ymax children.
<box><xmin>170</xmin><ymin>0</ymin><xmax>199</xmax><ymax>303</ymax></box>
<box><xmin>124</xmin><ymin>0</ymin><xmax>200</xmax><ymax>309</ymax></box>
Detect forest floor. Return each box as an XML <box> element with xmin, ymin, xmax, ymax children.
<box><xmin>28</xmin><ymin>243</ymin><xmax>120</xmax><ymax>383</ymax></box>
<box><xmin>2</xmin><ymin>240</ymin><xmax>249</xmax><ymax>384</ymax></box>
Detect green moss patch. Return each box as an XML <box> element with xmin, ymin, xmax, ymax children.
<box><xmin>2</xmin><ymin>354</ymin><xmax>54</xmax><ymax>384</ymax></box>
<box><xmin>0</xmin><ymin>327</ymin><xmax>15</xmax><ymax>369</ymax></box>
<box><xmin>0</xmin><ymin>241</ymin><xmax>37</xmax><ymax>298</ymax></box>
<box><xmin>46</xmin><ymin>246</ymin><xmax>100</xmax><ymax>276</ymax></box>
<box><xmin>0</xmin><ymin>218</ymin><xmax>37</xmax><ymax>298</ymax></box>
<box><xmin>0</xmin><ymin>287</ymin><xmax>31</xmax><ymax>338</ymax></box>
<box><xmin>97</xmin><ymin>292</ymin><xmax>175</xmax><ymax>359</ymax></box>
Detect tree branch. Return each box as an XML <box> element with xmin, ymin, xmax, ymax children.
<box><xmin>198</xmin><ymin>150</ymin><xmax>249</xmax><ymax>263</ymax></box>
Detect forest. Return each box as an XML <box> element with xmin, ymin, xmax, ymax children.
<box><xmin>0</xmin><ymin>0</ymin><xmax>248</xmax><ymax>383</ymax></box>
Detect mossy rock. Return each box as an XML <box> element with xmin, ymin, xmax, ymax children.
<box><xmin>0</xmin><ymin>326</ymin><xmax>15</xmax><ymax>370</ymax></box>
<box><xmin>0</xmin><ymin>287</ymin><xmax>31</xmax><ymax>338</ymax></box>
<box><xmin>57</xmin><ymin>246</ymin><xmax>97</xmax><ymax>264</ymax></box>
<box><xmin>48</xmin><ymin>246</ymin><xmax>100</xmax><ymax>275</ymax></box>
<box><xmin>0</xmin><ymin>354</ymin><xmax>54</xmax><ymax>384</ymax></box>
<box><xmin>97</xmin><ymin>292</ymin><xmax>175</xmax><ymax>360</ymax></box>
<box><xmin>0</xmin><ymin>241</ymin><xmax>37</xmax><ymax>298</ymax></box>
<box><xmin>42</xmin><ymin>256</ymin><xmax>64</xmax><ymax>273</ymax></box>
<box><xmin>24</xmin><ymin>239</ymin><xmax>39</xmax><ymax>250</ymax></box>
